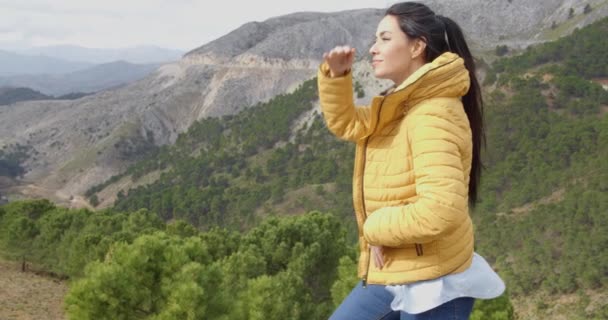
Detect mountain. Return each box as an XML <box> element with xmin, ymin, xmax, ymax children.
<box><xmin>0</xmin><ymin>61</ymin><xmax>162</xmax><ymax>96</ymax></box>
<box><xmin>0</xmin><ymin>87</ymin><xmax>52</xmax><ymax>105</ymax></box>
<box><xmin>0</xmin><ymin>87</ymin><xmax>97</xmax><ymax>106</ymax></box>
<box><xmin>429</xmin><ymin>0</ymin><xmax>608</xmax><ymax>49</ymax></box>
<box><xmin>16</xmin><ymin>45</ymin><xmax>184</xmax><ymax>64</ymax></box>
<box><xmin>0</xmin><ymin>0</ymin><xmax>607</xmax><ymax>212</ymax></box>
<box><xmin>0</xmin><ymin>50</ymin><xmax>92</xmax><ymax>76</ymax></box>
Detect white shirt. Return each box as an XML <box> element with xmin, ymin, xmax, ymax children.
<box><xmin>385</xmin><ymin>252</ymin><xmax>505</xmax><ymax>314</ymax></box>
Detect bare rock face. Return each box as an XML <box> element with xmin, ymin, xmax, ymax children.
<box><xmin>187</xmin><ymin>10</ymin><xmax>384</xmax><ymax>62</ymax></box>
<box><xmin>180</xmin><ymin>9</ymin><xmax>387</xmax><ymax>120</ymax></box>
<box><xmin>1</xmin><ymin>1</ymin><xmax>606</xmax><ymax>205</ymax></box>
<box><xmin>425</xmin><ymin>0</ymin><xmax>608</xmax><ymax>49</ymax></box>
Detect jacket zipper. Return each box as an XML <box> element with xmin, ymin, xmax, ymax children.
<box><xmin>362</xmin><ymin>98</ymin><xmax>385</xmax><ymax>288</ymax></box>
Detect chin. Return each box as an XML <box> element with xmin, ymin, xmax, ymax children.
<box><xmin>373</xmin><ymin>69</ymin><xmax>387</xmax><ymax>80</ymax></box>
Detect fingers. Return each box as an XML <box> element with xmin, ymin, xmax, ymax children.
<box><xmin>375</xmin><ymin>254</ymin><xmax>383</xmax><ymax>269</ymax></box>
<box><xmin>323</xmin><ymin>45</ymin><xmax>355</xmax><ymax>60</ymax></box>
<box><xmin>371</xmin><ymin>246</ymin><xmax>384</xmax><ymax>270</ymax></box>
<box><xmin>332</xmin><ymin>45</ymin><xmax>352</xmax><ymax>56</ymax></box>
<box><xmin>372</xmin><ymin>247</ymin><xmax>378</xmax><ymax>267</ymax></box>
<box><xmin>322</xmin><ymin>46</ymin><xmax>356</xmax><ymax>78</ymax></box>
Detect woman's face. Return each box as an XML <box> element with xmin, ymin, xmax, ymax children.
<box><xmin>369</xmin><ymin>15</ymin><xmax>424</xmax><ymax>85</ymax></box>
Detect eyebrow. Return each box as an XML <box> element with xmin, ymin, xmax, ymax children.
<box><xmin>375</xmin><ymin>31</ymin><xmax>392</xmax><ymax>37</ymax></box>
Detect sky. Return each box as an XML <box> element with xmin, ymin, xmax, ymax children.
<box><xmin>0</xmin><ymin>0</ymin><xmax>396</xmax><ymax>51</ymax></box>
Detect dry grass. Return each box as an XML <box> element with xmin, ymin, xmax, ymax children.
<box><xmin>495</xmin><ymin>188</ymin><xmax>566</xmax><ymax>218</ymax></box>
<box><xmin>96</xmin><ymin>168</ymin><xmax>165</xmax><ymax>209</ymax></box>
<box><xmin>254</xmin><ymin>183</ymin><xmax>337</xmax><ymax>218</ymax></box>
<box><xmin>0</xmin><ymin>259</ymin><xmax>68</xmax><ymax>320</ymax></box>
<box><xmin>512</xmin><ymin>288</ymin><xmax>608</xmax><ymax>320</ymax></box>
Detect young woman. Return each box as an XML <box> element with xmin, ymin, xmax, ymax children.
<box><xmin>318</xmin><ymin>2</ymin><xmax>505</xmax><ymax>319</ymax></box>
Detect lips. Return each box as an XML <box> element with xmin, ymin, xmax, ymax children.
<box><xmin>372</xmin><ymin>60</ymin><xmax>382</xmax><ymax>67</ymax></box>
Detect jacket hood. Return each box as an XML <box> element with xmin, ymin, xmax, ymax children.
<box><xmin>385</xmin><ymin>51</ymin><xmax>470</xmax><ymax>105</ymax></box>
<box><xmin>368</xmin><ymin>52</ymin><xmax>470</xmax><ymax>136</ymax></box>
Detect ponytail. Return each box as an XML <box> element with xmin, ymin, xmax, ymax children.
<box><xmin>438</xmin><ymin>15</ymin><xmax>485</xmax><ymax>208</ymax></box>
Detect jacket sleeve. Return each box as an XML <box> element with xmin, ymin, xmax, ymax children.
<box><xmin>362</xmin><ymin>101</ymin><xmax>469</xmax><ymax>246</ymax></box>
<box><xmin>317</xmin><ymin>62</ymin><xmax>372</xmax><ymax>142</ymax></box>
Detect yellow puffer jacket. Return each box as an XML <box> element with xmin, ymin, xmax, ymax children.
<box><xmin>318</xmin><ymin>52</ymin><xmax>474</xmax><ymax>286</ymax></box>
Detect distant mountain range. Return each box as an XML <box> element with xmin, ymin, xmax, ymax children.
<box><xmin>0</xmin><ymin>87</ymin><xmax>51</xmax><ymax>105</ymax></box>
<box><xmin>0</xmin><ymin>87</ymin><xmax>92</xmax><ymax>106</ymax></box>
<box><xmin>14</xmin><ymin>45</ymin><xmax>184</xmax><ymax>64</ymax></box>
<box><xmin>0</xmin><ymin>60</ymin><xmax>162</xmax><ymax>96</ymax></box>
<box><xmin>0</xmin><ymin>50</ymin><xmax>93</xmax><ymax>76</ymax></box>
<box><xmin>0</xmin><ymin>45</ymin><xmax>183</xmax><ymax>77</ymax></box>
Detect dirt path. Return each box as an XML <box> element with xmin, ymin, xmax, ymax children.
<box><xmin>0</xmin><ymin>259</ymin><xmax>68</xmax><ymax>320</ymax></box>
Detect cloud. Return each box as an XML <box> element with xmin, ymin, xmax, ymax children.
<box><xmin>0</xmin><ymin>0</ymin><xmax>387</xmax><ymax>50</ymax></box>
<box><xmin>0</xmin><ymin>6</ymin><xmax>122</xmax><ymax>48</ymax></box>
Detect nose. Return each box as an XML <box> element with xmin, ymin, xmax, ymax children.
<box><xmin>369</xmin><ymin>42</ymin><xmax>378</xmax><ymax>56</ymax></box>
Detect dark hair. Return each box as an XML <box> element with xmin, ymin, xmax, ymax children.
<box><xmin>385</xmin><ymin>2</ymin><xmax>485</xmax><ymax>208</ymax></box>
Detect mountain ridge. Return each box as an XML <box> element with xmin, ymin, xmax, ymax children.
<box><xmin>0</xmin><ymin>60</ymin><xmax>162</xmax><ymax>96</ymax></box>
<box><xmin>0</xmin><ymin>50</ymin><xmax>92</xmax><ymax>76</ymax></box>
<box><xmin>14</xmin><ymin>44</ymin><xmax>184</xmax><ymax>64</ymax></box>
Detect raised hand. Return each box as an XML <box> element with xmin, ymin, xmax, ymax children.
<box><xmin>322</xmin><ymin>45</ymin><xmax>356</xmax><ymax>78</ymax></box>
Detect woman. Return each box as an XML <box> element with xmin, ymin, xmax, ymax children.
<box><xmin>318</xmin><ymin>2</ymin><xmax>504</xmax><ymax>319</ymax></box>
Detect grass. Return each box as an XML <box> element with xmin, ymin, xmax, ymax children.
<box><xmin>511</xmin><ymin>288</ymin><xmax>608</xmax><ymax>319</ymax></box>
<box><xmin>0</xmin><ymin>258</ymin><xmax>68</xmax><ymax>320</ymax></box>
<box><xmin>57</xmin><ymin>121</ymin><xmax>140</xmax><ymax>177</ymax></box>
<box><xmin>96</xmin><ymin>169</ymin><xmax>165</xmax><ymax>208</ymax></box>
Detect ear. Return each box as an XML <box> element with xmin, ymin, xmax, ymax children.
<box><xmin>411</xmin><ymin>37</ymin><xmax>427</xmax><ymax>59</ymax></box>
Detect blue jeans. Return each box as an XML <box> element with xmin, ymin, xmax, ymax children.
<box><xmin>330</xmin><ymin>281</ymin><xmax>475</xmax><ymax>320</ymax></box>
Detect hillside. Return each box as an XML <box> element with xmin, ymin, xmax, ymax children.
<box><xmin>0</xmin><ymin>87</ymin><xmax>51</xmax><ymax>106</ymax></box>
<box><xmin>0</xmin><ymin>61</ymin><xmax>162</xmax><ymax>96</ymax></box>
<box><xmin>0</xmin><ymin>87</ymin><xmax>92</xmax><ymax>106</ymax></box>
<box><xmin>0</xmin><ymin>258</ymin><xmax>68</xmax><ymax>320</ymax></box>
